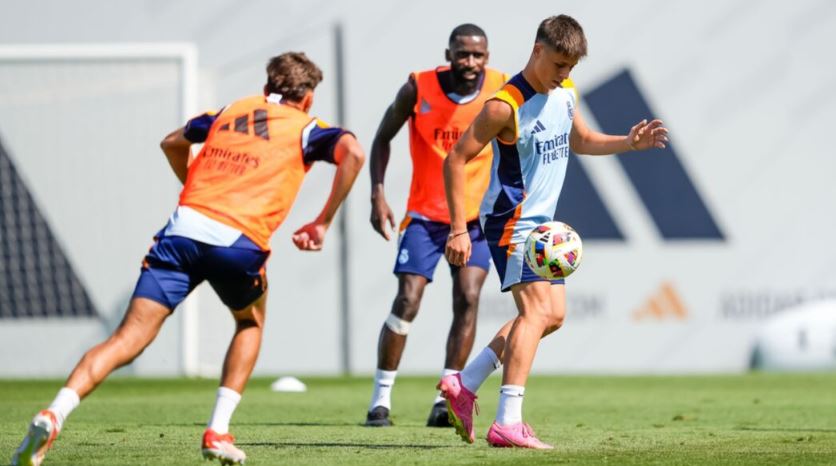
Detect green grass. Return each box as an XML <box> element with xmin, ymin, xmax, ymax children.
<box><xmin>2</xmin><ymin>374</ymin><xmax>835</xmax><ymax>465</ymax></box>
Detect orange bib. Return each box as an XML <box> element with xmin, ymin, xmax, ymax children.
<box><xmin>179</xmin><ymin>95</ymin><xmax>314</xmax><ymax>250</ymax></box>
<box><xmin>406</xmin><ymin>67</ymin><xmax>507</xmax><ymax>223</ymax></box>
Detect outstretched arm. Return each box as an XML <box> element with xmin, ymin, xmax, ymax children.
<box><xmin>160</xmin><ymin>110</ymin><xmax>220</xmax><ymax>184</ymax></box>
<box><xmin>160</xmin><ymin>127</ymin><xmax>191</xmax><ymax>184</ymax></box>
<box><xmin>444</xmin><ymin>99</ymin><xmax>514</xmax><ymax>266</ymax></box>
<box><xmin>292</xmin><ymin>134</ymin><xmax>366</xmax><ymax>251</ymax></box>
<box><xmin>570</xmin><ymin>106</ymin><xmax>668</xmax><ymax>155</ymax></box>
<box><xmin>369</xmin><ymin>79</ymin><xmax>417</xmax><ymax>240</ymax></box>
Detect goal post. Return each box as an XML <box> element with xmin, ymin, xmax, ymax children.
<box><xmin>0</xmin><ymin>43</ymin><xmax>200</xmax><ymax>376</ymax></box>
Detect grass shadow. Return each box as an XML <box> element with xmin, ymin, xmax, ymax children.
<box><xmin>735</xmin><ymin>427</ymin><xmax>836</xmax><ymax>433</ymax></box>
<box><xmin>235</xmin><ymin>421</ymin><xmax>360</xmax><ymax>427</ymax></box>
<box><xmin>238</xmin><ymin>441</ymin><xmax>452</xmax><ymax>449</ymax></box>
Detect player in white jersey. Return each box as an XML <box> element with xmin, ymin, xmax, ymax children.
<box><xmin>438</xmin><ymin>15</ymin><xmax>668</xmax><ymax>448</ymax></box>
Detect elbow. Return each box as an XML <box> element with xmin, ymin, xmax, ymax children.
<box><xmin>569</xmin><ymin>136</ymin><xmax>587</xmax><ymax>155</ymax></box>
<box><xmin>160</xmin><ymin>132</ymin><xmax>182</xmax><ymax>154</ymax></box>
<box><xmin>443</xmin><ymin>152</ymin><xmax>460</xmax><ymax>177</ymax></box>
<box><xmin>569</xmin><ymin>126</ymin><xmax>590</xmax><ymax>155</ymax></box>
<box><xmin>339</xmin><ymin>138</ymin><xmax>366</xmax><ymax>169</ymax></box>
<box><xmin>444</xmin><ymin>149</ymin><xmax>465</xmax><ymax>170</ymax></box>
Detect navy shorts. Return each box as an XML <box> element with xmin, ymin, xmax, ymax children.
<box><xmin>132</xmin><ymin>232</ymin><xmax>269</xmax><ymax>311</ymax></box>
<box><xmin>393</xmin><ymin>216</ymin><xmax>490</xmax><ymax>282</ymax></box>
<box><xmin>488</xmin><ymin>241</ymin><xmax>564</xmax><ymax>292</ymax></box>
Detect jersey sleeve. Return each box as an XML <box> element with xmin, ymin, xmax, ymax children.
<box><xmin>490</xmin><ymin>84</ymin><xmax>524</xmax><ymax>144</ymax></box>
<box><xmin>301</xmin><ymin>119</ymin><xmax>354</xmax><ymax>165</ymax></box>
<box><xmin>183</xmin><ymin>108</ymin><xmax>224</xmax><ymax>143</ymax></box>
<box><xmin>561</xmin><ymin>78</ymin><xmax>579</xmax><ymax>103</ymax></box>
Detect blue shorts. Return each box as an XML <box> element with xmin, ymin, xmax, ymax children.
<box><xmin>132</xmin><ymin>232</ymin><xmax>269</xmax><ymax>311</ymax></box>
<box><xmin>488</xmin><ymin>241</ymin><xmax>564</xmax><ymax>292</ymax></box>
<box><xmin>393</xmin><ymin>217</ymin><xmax>490</xmax><ymax>282</ymax></box>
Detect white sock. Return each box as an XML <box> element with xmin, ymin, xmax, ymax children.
<box><xmin>207</xmin><ymin>386</ymin><xmax>241</xmax><ymax>435</ymax></box>
<box><xmin>434</xmin><ymin>368</ymin><xmax>459</xmax><ymax>404</ymax></box>
<box><xmin>496</xmin><ymin>385</ymin><xmax>525</xmax><ymax>425</ymax></box>
<box><xmin>459</xmin><ymin>347</ymin><xmax>501</xmax><ymax>393</ymax></box>
<box><xmin>369</xmin><ymin>369</ymin><xmax>397</xmax><ymax>411</ymax></box>
<box><xmin>47</xmin><ymin>387</ymin><xmax>80</xmax><ymax>431</ymax></box>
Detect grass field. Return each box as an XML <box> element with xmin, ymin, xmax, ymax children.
<box><xmin>2</xmin><ymin>374</ymin><xmax>835</xmax><ymax>465</ymax></box>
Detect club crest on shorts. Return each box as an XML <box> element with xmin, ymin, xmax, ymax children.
<box><xmin>398</xmin><ymin>248</ymin><xmax>409</xmax><ymax>264</ymax></box>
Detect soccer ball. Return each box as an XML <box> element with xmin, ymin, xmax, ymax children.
<box><xmin>523</xmin><ymin>221</ymin><xmax>583</xmax><ymax>279</ymax></box>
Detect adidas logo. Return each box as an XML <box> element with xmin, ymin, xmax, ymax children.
<box><xmin>633</xmin><ymin>282</ymin><xmax>688</xmax><ymax>321</ymax></box>
<box><xmin>530</xmin><ymin>119</ymin><xmax>546</xmax><ymax>137</ymax></box>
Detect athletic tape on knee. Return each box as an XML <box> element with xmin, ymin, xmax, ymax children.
<box><xmin>384</xmin><ymin>313</ymin><xmax>412</xmax><ymax>335</ymax></box>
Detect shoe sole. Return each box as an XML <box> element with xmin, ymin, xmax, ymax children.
<box><xmin>202</xmin><ymin>448</ymin><xmax>245</xmax><ymax>465</ymax></box>
<box><xmin>364</xmin><ymin>420</ymin><xmax>392</xmax><ymax>427</ymax></box>
<box><xmin>487</xmin><ymin>430</ymin><xmax>554</xmax><ymax>450</ymax></box>
<box><xmin>11</xmin><ymin>420</ymin><xmax>52</xmax><ymax>466</ymax></box>
<box><xmin>444</xmin><ymin>398</ymin><xmax>474</xmax><ymax>444</ymax></box>
<box><xmin>439</xmin><ymin>380</ymin><xmax>474</xmax><ymax>444</ymax></box>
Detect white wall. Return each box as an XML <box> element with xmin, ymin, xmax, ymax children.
<box><xmin>1</xmin><ymin>0</ymin><xmax>834</xmax><ymax>376</ymax></box>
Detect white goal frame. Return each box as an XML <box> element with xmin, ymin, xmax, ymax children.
<box><xmin>0</xmin><ymin>43</ymin><xmax>201</xmax><ymax>376</ymax></box>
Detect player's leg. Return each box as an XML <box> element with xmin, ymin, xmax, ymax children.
<box><xmin>445</xmin><ymin>221</ymin><xmax>491</xmax><ymax>370</ymax></box>
<box><xmin>11</xmin><ymin>297</ymin><xmax>172</xmax><ymax>466</ymax></box>
<box><xmin>201</xmin><ymin>292</ymin><xmax>267</xmax><ymax>465</ymax></box>
<box><xmin>439</xmin><ymin>236</ymin><xmax>512</xmax><ymax>400</ymax></box>
<box><xmin>201</xmin><ymin>240</ymin><xmax>269</xmax><ymax>465</ymax></box>
<box><xmin>502</xmin><ymin>282</ymin><xmax>564</xmax><ymax>386</ymax></box>
<box><xmin>12</xmin><ymin>235</ymin><xmax>195</xmax><ymax>466</ymax></box>
<box><xmin>426</xmin><ymin>266</ymin><xmax>487</xmax><ymax>427</ymax></box>
<box><xmin>453</xmin><ymin>283</ymin><xmax>564</xmax><ymax>398</ymax></box>
<box><xmin>65</xmin><ymin>298</ymin><xmax>173</xmax><ymax>398</ymax></box>
<box><xmin>367</xmin><ymin>217</ymin><xmax>440</xmax><ymax>426</ymax></box>
<box><xmin>428</xmin><ymin>222</ymin><xmax>490</xmax><ymax>426</ymax></box>
<box><xmin>219</xmin><ymin>291</ymin><xmax>267</xmax><ymax>393</ymax></box>
<box><xmin>486</xmin><ymin>281</ymin><xmax>563</xmax><ymax>449</ymax></box>
<box><xmin>446</xmin><ymin>267</ymin><xmax>485</xmax><ymax>367</ymax></box>
<box><xmin>367</xmin><ymin>273</ymin><xmax>428</xmax><ymax>426</ymax></box>
<box><xmin>377</xmin><ymin>273</ymin><xmax>429</xmax><ymax>370</ymax></box>
<box><xmin>439</xmin><ymin>240</ymin><xmax>563</xmax><ymax>446</ymax></box>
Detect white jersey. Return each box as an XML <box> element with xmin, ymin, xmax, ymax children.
<box><xmin>480</xmin><ymin>72</ymin><xmax>578</xmax><ymax>245</ymax></box>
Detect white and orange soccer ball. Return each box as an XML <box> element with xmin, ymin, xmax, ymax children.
<box><xmin>523</xmin><ymin>221</ymin><xmax>583</xmax><ymax>280</ymax></box>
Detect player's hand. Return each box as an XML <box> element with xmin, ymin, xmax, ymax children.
<box><xmin>370</xmin><ymin>195</ymin><xmax>396</xmax><ymax>240</ymax></box>
<box><xmin>292</xmin><ymin>222</ymin><xmax>328</xmax><ymax>251</ymax></box>
<box><xmin>445</xmin><ymin>231</ymin><xmax>472</xmax><ymax>267</ymax></box>
<box><xmin>627</xmin><ymin>119</ymin><xmax>669</xmax><ymax>151</ymax></box>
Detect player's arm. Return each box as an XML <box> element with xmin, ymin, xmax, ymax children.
<box><xmin>443</xmin><ymin>99</ymin><xmax>513</xmax><ymax>266</ymax></box>
<box><xmin>368</xmin><ymin>79</ymin><xmax>417</xmax><ymax>240</ymax></box>
<box><xmin>160</xmin><ymin>128</ymin><xmax>191</xmax><ymax>184</ymax></box>
<box><xmin>160</xmin><ymin>111</ymin><xmax>220</xmax><ymax>184</ymax></box>
<box><xmin>570</xmin><ymin>105</ymin><xmax>668</xmax><ymax>155</ymax></box>
<box><xmin>292</xmin><ymin>134</ymin><xmax>366</xmax><ymax>251</ymax></box>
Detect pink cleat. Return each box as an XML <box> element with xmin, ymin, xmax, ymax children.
<box><xmin>436</xmin><ymin>373</ymin><xmax>479</xmax><ymax>444</ymax></box>
<box><xmin>486</xmin><ymin>421</ymin><xmax>554</xmax><ymax>449</ymax></box>
<box><xmin>202</xmin><ymin>429</ymin><xmax>247</xmax><ymax>465</ymax></box>
<box><xmin>11</xmin><ymin>410</ymin><xmax>59</xmax><ymax>466</ymax></box>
